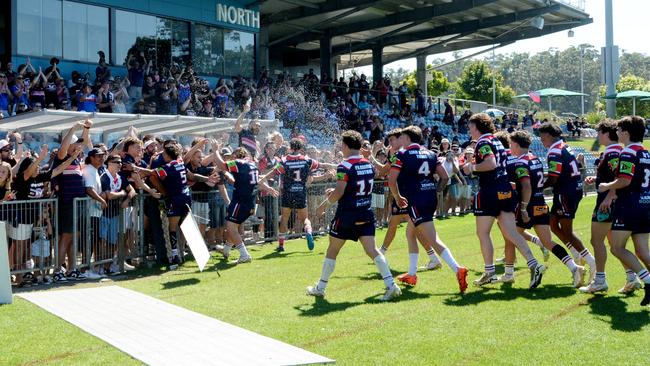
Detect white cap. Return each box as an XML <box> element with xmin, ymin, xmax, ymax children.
<box><xmin>0</xmin><ymin>139</ymin><xmax>9</xmax><ymax>150</ymax></box>
<box><xmin>143</xmin><ymin>140</ymin><xmax>155</xmax><ymax>149</ymax></box>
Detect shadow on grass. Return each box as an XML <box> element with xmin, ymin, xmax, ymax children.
<box><xmin>254</xmin><ymin>251</ymin><xmax>317</xmax><ymax>261</ymax></box>
<box><xmin>294</xmin><ymin>289</ymin><xmax>431</xmax><ymax>317</ymax></box>
<box><xmin>588</xmin><ymin>296</ymin><xmax>650</xmax><ymax>332</ymax></box>
<box><xmin>161</xmin><ymin>277</ymin><xmax>200</xmax><ymax>290</ymax></box>
<box><xmin>443</xmin><ymin>284</ymin><xmax>575</xmax><ymax>306</ymax></box>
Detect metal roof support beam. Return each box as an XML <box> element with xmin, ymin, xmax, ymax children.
<box><xmin>276</xmin><ymin>0</ymin><xmax>500</xmax><ymax>47</ymax></box>
<box><xmin>372</xmin><ymin>19</ymin><xmax>592</xmax><ymax>67</ymax></box>
<box><xmin>332</xmin><ymin>4</ymin><xmax>562</xmax><ymax>56</ymax></box>
<box><xmin>263</xmin><ymin>0</ymin><xmax>377</xmax><ymax>25</ymax></box>
<box><xmin>269</xmin><ymin>4</ymin><xmax>372</xmax><ymax>47</ymax></box>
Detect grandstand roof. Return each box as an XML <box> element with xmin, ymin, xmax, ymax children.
<box><xmin>260</xmin><ymin>0</ymin><xmax>592</xmax><ymax>68</ymax></box>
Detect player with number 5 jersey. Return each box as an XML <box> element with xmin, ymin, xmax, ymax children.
<box><xmin>388</xmin><ymin>126</ymin><xmax>468</xmax><ymax>292</ymax></box>
<box><xmin>597</xmin><ymin>116</ymin><xmax>650</xmax><ymax>307</ymax></box>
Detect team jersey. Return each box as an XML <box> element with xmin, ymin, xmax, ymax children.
<box><xmin>154</xmin><ymin>159</ymin><xmax>191</xmax><ymax>199</ymax></box>
<box><xmin>504</xmin><ymin>148</ymin><xmax>518</xmax><ymax>183</ymax></box>
<box><xmin>226</xmin><ymin>159</ymin><xmax>259</xmax><ymax>203</ymax></box>
<box><xmin>595</xmin><ymin>144</ymin><xmax>622</xmax><ymax>187</ymax></box>
<box><xmin>238</xmin><ymin>129</ymin><xmax>259</xmax><ymax>157</ymax></box>
<box><xmin>335</xmin><ymin>155</ymin><xmax>374</xmax><ymax>222</ymax></box>
<box><xmin>391</xmin><ymin>143</ymin><xmax>440</xmax><ymax>201</ymax></box>
<box><xmin>546</xmin><ymin>140</ymin><xmax>583</xmax><ymax>193</ymax></box>
<box><xmin>474</xmin><ymin>133</ymin><xmax>509</xmax><ymax>186</ymax></box>
<box><xmin>274</xmin><ymin>154</ymin><xmax>319</xmax><ymax>194</ymax></box>
<box><xmin>615</xmin><ymin>143</ymin><xmax>650</xmax><ymax>196</ymax></box>
<box><xmin>512</xmin><ymin>153</ymin><xmax>546</xmax><ymax>199</ymax></box>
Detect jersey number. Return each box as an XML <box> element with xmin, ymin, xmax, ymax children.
<box><xmin>536</xmin><ymin>171</ymin><xmax>545</xmax><ymax>189</ymax></box>
<box><xmin>569</xmin><ymin>161</ymin><xmax>580</xmax><ymax>177</ymax></box>
<box><xmin>180</xmin><ymin>171</ymin><xmax>187</xmax><ymax>184</ymax></box>
<box><xmin>418</xmin><ymin>161</ymin><xmax>431</xmax><ymax>176</ymax></box>
<box><xmin>356</xmin><ymin>179</ymin><xmax>374</xmax><ymax>196</ymax></box>
<box><xmin>643</xmin><ymin>168</ymin><xmax>650</xmax><ymax>189</ymax></box>
<box><xmin>293</xmin><ymin>170</ymin><xmax>301</xmax><ymax>182</ymax></box>
<box><xmin>249</xmin><ymin>170</ymin><xmax>259</xmax><ymax>184</ymax></box>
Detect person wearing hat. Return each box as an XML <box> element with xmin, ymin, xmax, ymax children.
<box><xmin>52</xmin><ymin>119</ymin><xmax>93</xmax><ymax>282</ymax></box>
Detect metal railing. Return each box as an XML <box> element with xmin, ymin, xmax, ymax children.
<box><xmin>3</xmin><ymin>198</ymin><xmax>59</xmax><ymax>279</ymax></box>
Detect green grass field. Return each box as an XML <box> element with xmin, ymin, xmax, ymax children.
<box><xmin>2</xmin><ymin>195</ymin><xmax>650</xmax><ymax>365</ymax></box>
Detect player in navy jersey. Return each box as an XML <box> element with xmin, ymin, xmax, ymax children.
<box><xmin>462</xmin><ymin>113</ymin><xmax>545</xmax><ymax>289</ymax></box>
<box><xmin>265</xmin><ymin>138</ymin><xmax>336</xmax><ymax>252</ymax></box>
<box><xmin>507</xmin><ymin>131</ymin><xmax>585</xmax><ymax>287</ymax></box>
<box><xmin>307</xmin><ymin>130</ymin><xmax>401</xmax><ymax>301</ymax></box>
<box><xmin>539</xmin><ymin>123</ymin><xmax>597</xmax><ymax>281</ymax></box>
<box><xmin>580</xmin><ymin>120</ymin><xmax>634</xmax><ymax>294</ymax></box>
<box><xmin>368</xmin><ymin>129</ymin><xmax>443</xmax><ymax>271</ymax></box>
<box><xmin>141</xmin><ymin>141</ymin><xmax>216</xmax><ymax>269</ymax></box>
<box><xmin>211</xmin><ymin>145</ymin><xmax>278</xmax><ymax>263</ymax></box>
<box><xmin>494</xmin><ymin>132</ymin><xmax>549</xmax><ymax>267</ymax></box>
<box><xmin>388</xmin><ymin>126</ymin><xmax>468</xmax><ymax>292</ymax></box>
<box><xmin>598</xmin><ymin>116</ymin><xmax>650</xmax><ymax>306</ymax></box>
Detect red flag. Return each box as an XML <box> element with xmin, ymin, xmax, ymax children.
<box><xmin>528</xmin><ymin>91</ymin><xmax>541</xmax><ymax>103</ymax></box>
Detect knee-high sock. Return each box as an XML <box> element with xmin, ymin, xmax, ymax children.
<box><xmin>317</xmin><ymin>258</ymin><xmax>336</xmax><ymax>290</ymax></box>
<box><xmin>374</xmin><ymin>254</ymin><xmax>395</xmax><ymax>288</ymax></box>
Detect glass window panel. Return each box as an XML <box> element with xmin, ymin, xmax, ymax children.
<box><xmin>115</xmin><ymin>11</ymin><xmax>157</xmax><ymax>66</ymax></box>
<box><xmin>42</xmin><ymin>0</ymin><xmax>62</xmax><ymax>57</ymax></box>
<box><xmin>17</xmin><ymin>0</ymin><xmax>42</xmax><ymax>56</ymax></box>
<box><xmin>62</xmin><ymin>1</ymin><xmax>87</xmax><ymax>61</ymax></box>
<box><xmin>193</xmin><ymin>24</ymin><xmax>224</xmax><ymax>75</ymax></box>
<box><xmin>224</xmin><ymin>30</ymin><xmax>254</xmax><ymax>77</ymax></box>
<box><xmin>170</xmin><ymin>20</ymin><xmax>190</xmax><ymax>68</ymax></box>
<box><xmin>115</xmin><ymin>10</ymin><xmax>136</xmax><ymax>65</ymax></box>
<box><xmin>86</xmin><ymin>5</ymin><xmax>108</xmax><ymax>62</ymax></box>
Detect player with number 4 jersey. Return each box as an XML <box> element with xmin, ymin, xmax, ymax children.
<box><xmin>388</xmin><ymin>126</ymin><xmax>468</xmax><ymax>292</ymax></box>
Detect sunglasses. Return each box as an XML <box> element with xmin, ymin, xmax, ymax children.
<box><xmin>1</xmin><ymin>149</ymin><xmax>10</xmax><ymax>153</ymax></box>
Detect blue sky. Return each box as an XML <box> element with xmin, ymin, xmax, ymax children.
<box><xmin>354</xmin><ymin>0</ymin><xmax>648</xmax><ymax>74</ymax></box>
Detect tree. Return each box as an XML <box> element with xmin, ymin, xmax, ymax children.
<box><xmin>399</xmin><ymin>66</ymin><xmax>450</xmax><ymax>97</ymax></box>
<box><xmin>601</xmin><ymin>74</ymin><xmax>650</xmax><ymax>117</ymax></box>
<box><xmin>455</xmin><ymin>61</ymin><xmax>514</xmax><ymax>105</ymax></box>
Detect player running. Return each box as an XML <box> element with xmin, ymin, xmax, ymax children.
<box><xmin>462</xmin><ymin>113</ymin><xmax>545</xmax><ymax>289</ymax></box>
<box><xmin>307</xmin><ymin>130</ymin><xmax>401</xmax><ymax>301</ymax></box>
<box><xmin>212</xmin><ymin>144</ymin><xmax>279</xmax><ymax>263</ymax></box>
<box><xmin>579</xmin><ymin>120</ymin><xmax>638</xmax><ymax>294</ymax></box>
<box><xmin>266</xmin><ymin>138</ymin><xmax>336</xmax><ymax>252</ymax></box>
<box><xmin>387</xmin><ymin>126</ymin><xmax>468</xmax><ymax>292</ymax></box>
<box><xmin>504</xmin><ymin>131</ymin><xmax>585</xmax><ymax>287</ymax></box>
<box><xmin>539</xmin><ymin>123</ymin><xmax>597</xmax><ymax>282</ymax></box>
<box><xmin>597</xmin><ymin>116</ymin><xmax>650</xmax><ymax>306</ymax></box>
